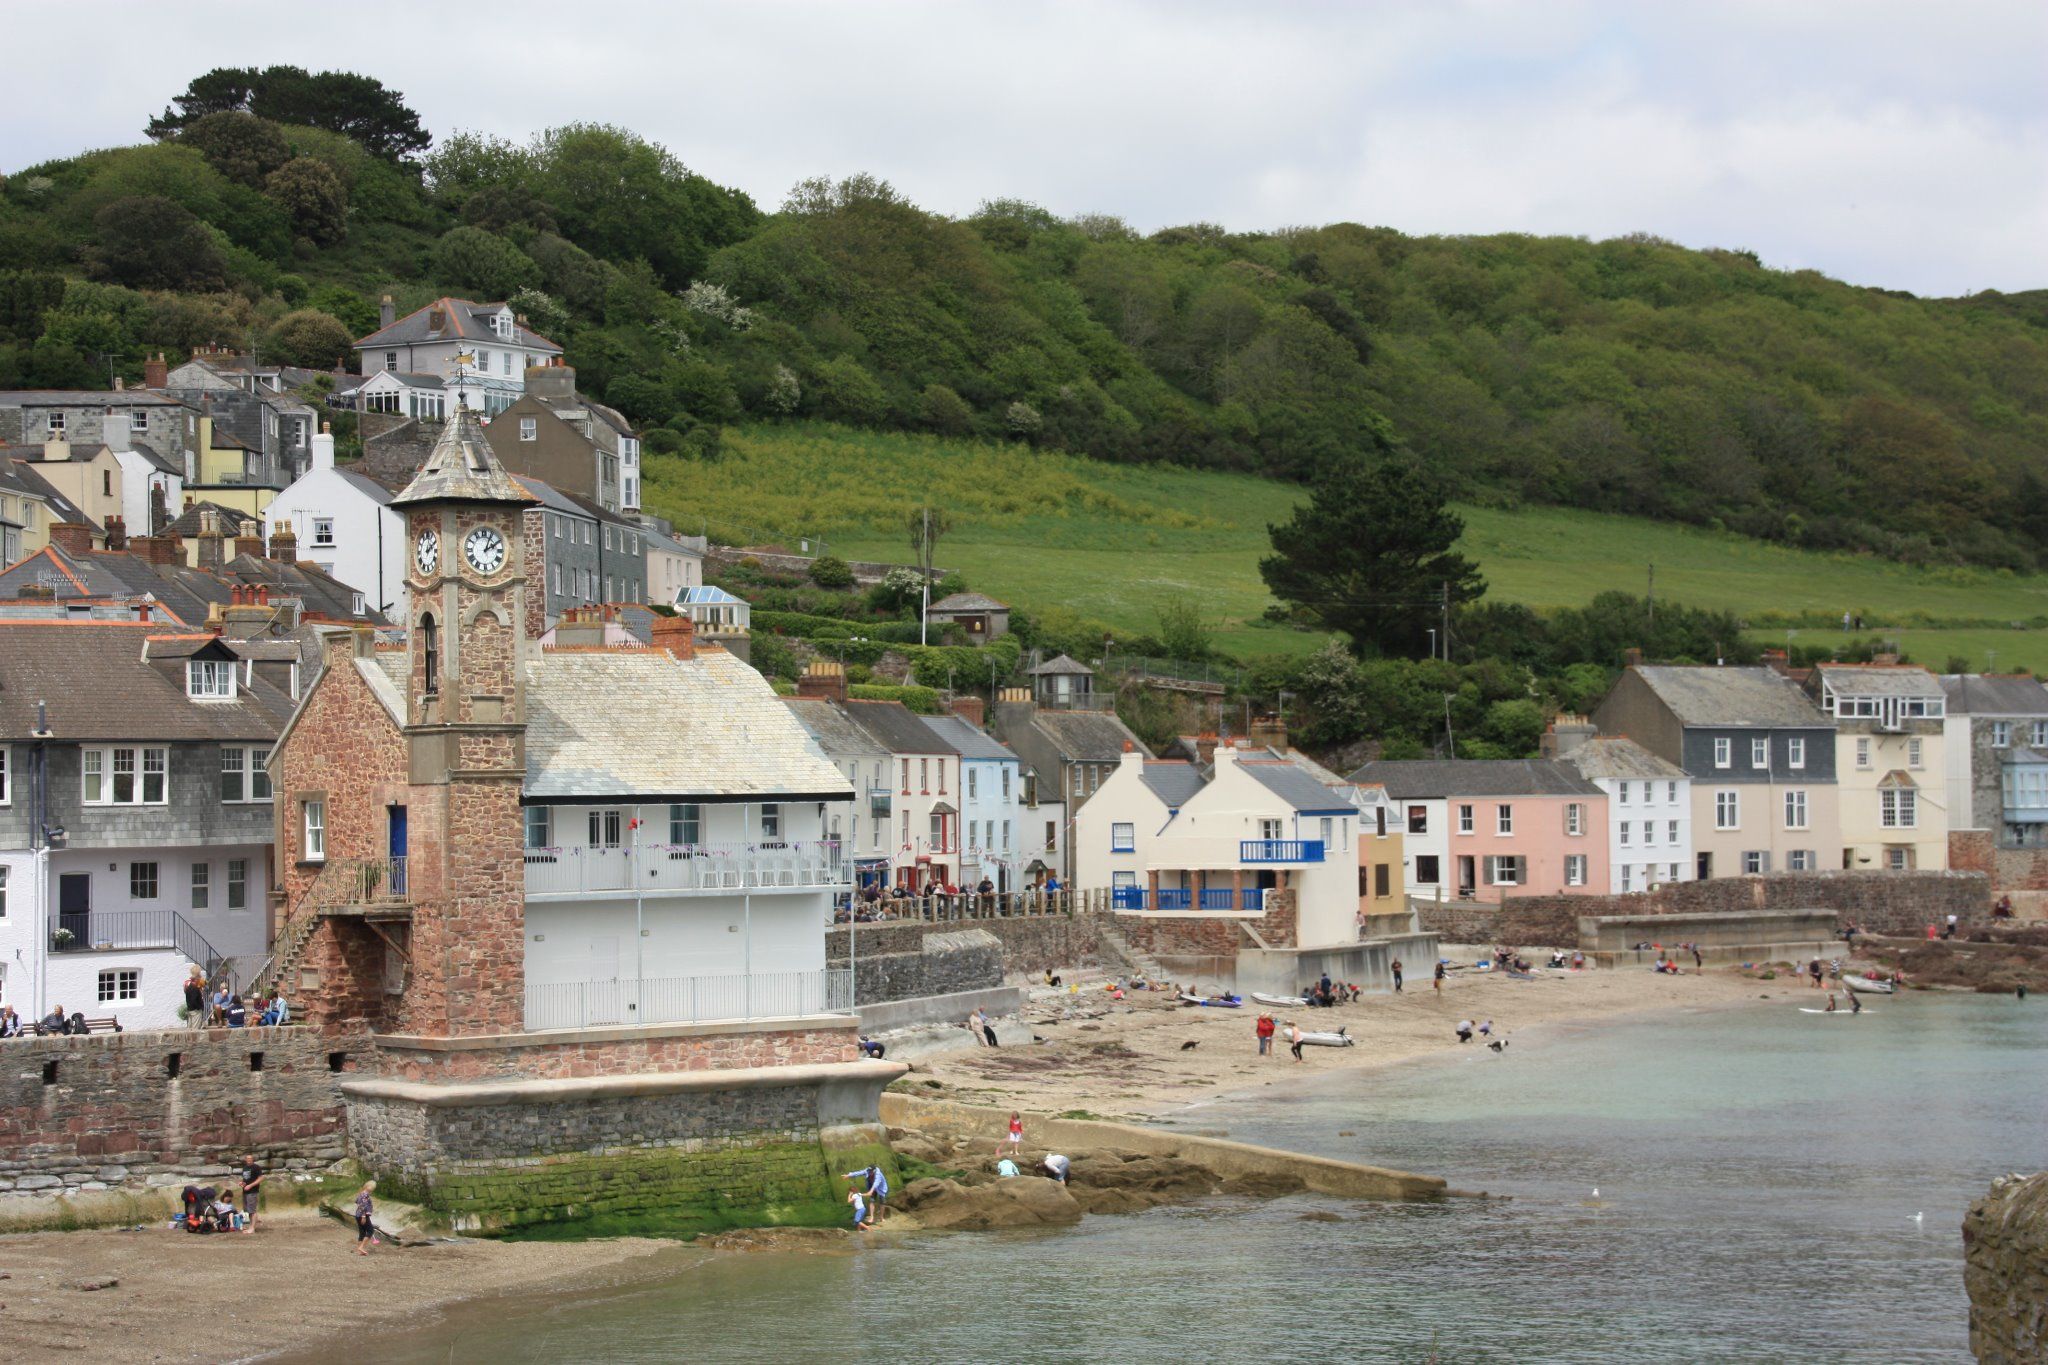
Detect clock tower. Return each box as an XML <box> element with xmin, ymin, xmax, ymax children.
<box><xmin>390</xmin><ymin>404</ymin><xmax>539</xmax><ymax>1037</ymax></box>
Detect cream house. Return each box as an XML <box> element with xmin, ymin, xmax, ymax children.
<box><xmin>1808</xmin><ymin>663</ymin><xmax>1949</xmax><ymax>871</ymax></box>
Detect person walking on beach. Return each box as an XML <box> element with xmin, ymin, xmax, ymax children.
<box><xmin>1391</xmin><ymin>958</ymin><xmax>1403</xmax><ymax>993</ymax></box>
<box><xmin>1287</xmin><ymin>1021</ymin><xmax>1305</xmax><ymax>1062</ymax></box>
<box><xmin>239</xmin><ymin>1153</ymin><xmax>263</xmax><ymax>1234</ymax></box>
<box><xmin>352</xmin><ymin>1181</ymin><xmax>377</xmax><ymax>1255</ymax></box>
<box><xmin>1434</xmin><ymin>961</ymin><xmax>1446</xmax><ymax>994</ymax></box>
<box><xmin>1690</xmin><ymin>944</ymin><xmax>1703</xmax><ymax>974</ymax></box>
<box><xmin>843</xmin><ymin>1164</ymin><xmax>889</xmax><ymax>1221</ymax></box>
<box><xmin>1809</xmin><ymin>959</ymin><xmax>1824</xmax><ymax>989</ymax></box>
<box><xmin>1006</xmin><ymin>1112</ymin><xmax>1024</xmax><ymax>1154</ymax></box>
<box><xmin>1256</xmin><ymin>1014</ymin><xmax>1275</xmax><ymax>1056</ymax></box>
<box><xmin>970</xmin><ymin>1008</ymin><xmax>999</xmax><ymax>1047</ymax></box>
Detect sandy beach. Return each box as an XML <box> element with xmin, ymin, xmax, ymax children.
<box><xmin>0</xmin><ymin>1210</ymin><xmax>697</xmax><ymax>1364</ymax></box>
<box><xmin>908</xmin><ymin>953</ymin><xmax>1785</xmax><ymax>1119</ymax></box>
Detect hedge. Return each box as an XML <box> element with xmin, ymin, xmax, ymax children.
<box><xmin>848</xmin><ymin>683</ymin><xmax>941</xmax><ymax>713</ymax></box>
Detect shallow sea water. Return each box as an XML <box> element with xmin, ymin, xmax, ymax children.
<box><xmin>318</xmin><ymin>991</ymin><xmax>2047</xmax><ymax>1364</ymax></box>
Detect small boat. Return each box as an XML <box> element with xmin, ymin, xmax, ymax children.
<box><xmin>1251</xmin><ymin>992</ymin><xmax>1307</xmax><ymax>1007</ymax></box>
<box><xmin>1842</xmin><ymin>975</ymin><xmax>1894</xmax><ymax>995</ymax></box>
<box><xmin>1298</xmin><ymin>1027</ymin><xmax>1354</xmax><ymax>1047</ymax></box>
<box><xmin>1799</xmin><ymin>1007</ymin><xmax>1872</xmax><ymax>1015</ymax></box>
<box><xmin>1178</xmin><ymin>992</ymin><xmax>1243</xmax><ymax>1008</ymax></box>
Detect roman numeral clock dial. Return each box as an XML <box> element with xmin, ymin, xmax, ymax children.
<box><xmin>414</xmin><ymin>528</ymin><xmax>438</xmax><ymax>576</ymax></box>
<box><xmin>465</xmin><ymin>526</ymin><xmax>508</xmax><ymax>575</ymax></box>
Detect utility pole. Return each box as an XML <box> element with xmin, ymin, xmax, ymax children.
<box><xmin>918</xmin><ymin>506</ymin><xmax>931</xmax><ymax>647</ymax></box>
<box><xmin>1443</xmin><ymin>693</ymin><xmax>1456</xmax><ymax>755</ymax></box>
<box><xmin>1440</xmin><ymin>581</ymin><xmax>1450</xmax><ymax>662</ymax></box>
<box><xmin>1647</xmin><ymin>562</ymin><xmax>1655</xmax><ymax>626</ymax></box>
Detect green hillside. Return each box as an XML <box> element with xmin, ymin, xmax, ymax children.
<box><xmin>5</xmin><ymin>67</ymin><xmax>2048</xmax><ymax>577</ymax></box>
<box><xmin>649</xmin><ymin>423</ymin><xmax>2048</xmax><ymax>670</ymax></box>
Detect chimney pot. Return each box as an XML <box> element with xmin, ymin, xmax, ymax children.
<box><xmin>104</xmin><ymin>515</ymin><xmax>128</xmax><ymax>552</ymax></box>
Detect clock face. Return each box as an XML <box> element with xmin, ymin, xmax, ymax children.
<box><xmin>464</xmin><ymin>526</ymin><xmax>508</xmax><ymax>576</ymax></box>
<box><xmin>414</xmin><ymin>528</ymin><xmax>439</xmax><ymax>576</ymax></box>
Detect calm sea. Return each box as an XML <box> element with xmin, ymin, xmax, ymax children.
<box><xmin>317</xmin><ymin>991</ymin><xmax>2047</xmax><ymax>1364</ymax></box>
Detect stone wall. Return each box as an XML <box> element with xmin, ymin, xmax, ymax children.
<box><xmin>1963</xmin><ymin>1170</ymin><xmax>2048</xmax><ymax>1362</ymax></box>
<box><xmin>1951</xmin><ymin>829</ymin><xmax>2048</xmax><ymax>913</ymax></box>
<box><xmin>705</xmin><ymin>544</ymin><xmax>943</xmax><ymax>586</ymax></box>
<box><xmin>1417</xmin><ymin>871</ymin><xmax>1991</xmax><ymax>947</ymax></box>
<box><xmin>828</xmin><ymin>912</ymin><xmax>1102</xmax><ymax>987</ymax></box>
<box><xmin>1110</xmin><ymin>890</ymin><xmax>1300</xmax><ymax>963</ymax></box>
<box><xmin>370</xmin><ymin>1020</ymin><xmax>858</xmax><ymax>1082</ymax></box>
<box><xmin>0</xmin><ymin>1026</ymin><xmax>370</xmax><ymax>1189</ymax></box>
<box><xmin>828</xmin><ymin>928</ymin><xmax>1005</xmax><ymax>1005</ymax></box>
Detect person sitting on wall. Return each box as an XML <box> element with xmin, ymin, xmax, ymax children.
<box><xmin>225</xmin><ymin>996</ymin><xmax>248</xmax><ymax>1028</ymax></box>
<box><xmin>0</xmin><ymin>1005</ymin><xmax>20</xmax><ymax>1038</ymax></box>
<box><xmin>38</xmin><ymin>1005</ymin><xmax>65</xmax><ymax>1036</ymax></box>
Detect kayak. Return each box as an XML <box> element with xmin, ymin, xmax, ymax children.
<box><xmin>1251</xmin><ymin>992</ymin><xmax>1307</xmax><ymax>1007</ymax></box>
<box><xmin>1299</xmin><ymin>1028</ymin><xmax>1354</xmax><ymax>1047</ymax></box>
<box><xmin>1178</xmin><ymin>993</ymin><xmax>1243</xmax><ymax>1008</ymax></box>
<box><xmin>1842</xmin><ymin>976</ymin><xmax>1894</xmax><ymax>995</ymax></box>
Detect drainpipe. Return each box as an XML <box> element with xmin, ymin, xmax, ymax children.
<box><xmin>632</xmin><ymin>802</ymin><xmax>644</xmax><ymax>1024</ymax></box>
<box><xmin>743</xmin><ymin>801</ymin><xmax>753</xmax><ymax>1020</ymax></box>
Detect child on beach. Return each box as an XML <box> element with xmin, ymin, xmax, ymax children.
<box><xmin>353</xmin><ymin>1180</ymin><xmax>377</xmax><ymax>1255</ymax></box>
<box><xmin>848</xmin><ymin>1188</ymin><xmax>873</xmax><ymax>1230</ymax></box>
<box><xmin>1006</xmin><ymin>1112</ymin><xmax>1024</xmax><ymax>1153</ymax></box>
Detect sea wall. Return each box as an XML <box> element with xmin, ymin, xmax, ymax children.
<box><xmin>1963</xmin><ymin>1170</ymin><xmax>2048</xmax><ymax>1362</ymax></box>
<box><xmin>0</xmin><ymin>1026</ymin><xmax>369</xmax><ymax>1191</ymax></box>
<box><xmin>342</xmin><ymin>1060</ymin><xmax>905</xmax><ymax>1234</ymax></box>
<box><xmin>828</xmin><ymin>913</ymin><xmax>1102</xmax><ymax>991</ymax></box>
<box><xmin>1416</xmin><ymin>871</ymin><xmax>1990</xmax><ymax>947</ymax></box>
<box><xmin>369</xmin><ymin>1018</ymin><xmax>858</xmax><ymax>1082</ymax></box>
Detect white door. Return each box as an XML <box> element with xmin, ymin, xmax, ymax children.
<box><xmin>585</xmin><ymin>935</ymin><xmax>622</xmax><ymax>1025</ymax></box>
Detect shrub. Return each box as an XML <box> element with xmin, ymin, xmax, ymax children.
<box><xmin>263</xmin><ymin>308</ymin><xmax>352</xmax><ymax>368</ymax></box>
<box><xmin>432</xmin><ymin>225</ymin><xmax>539</xmax><ymax>297</ymax></box>
<box><xmin>180</xmin><ymin>111</ymin><xmax>291</xmax><ymax>188</ymax></box>
<box><xmin>87</xmin><ymin>197</ymin><xmax>228</xmax><ymax>290</ymax></box>
<box><xmin>267</xmin><ymin>157</ymin><xmax>349</xmax><ymax>245</ymax></box>
<box><xmin>809</xmin><ymin>555</ymin><xmax>854</xmax><ymax>588</ymax></box>
<box><xmin>849</xmin><ymin>683</ymin><xmax>941</xmax><ymax>713</ymax></box>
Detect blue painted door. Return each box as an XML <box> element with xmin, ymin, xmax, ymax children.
<box><xmin>388</xmin><ymin>805</ymin><xmax>408</xmax><ymax>896</ymax></box>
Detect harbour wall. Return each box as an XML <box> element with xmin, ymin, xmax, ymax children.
<box><xmin>1963</xmin><ymin>1170</ymin><xmax>2048</xmax><ymax>1362</ymax></box>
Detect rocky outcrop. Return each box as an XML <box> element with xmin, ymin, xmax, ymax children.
<box><xmin>899</xmin><ymin>1176</ymin><xmax>1083</xmax><ymax>1230</ymax></box>
<box><xmin>1964</xmin><ymin>1171</ymin><xmax>2048</xmax><ymax>1363</ymax></box>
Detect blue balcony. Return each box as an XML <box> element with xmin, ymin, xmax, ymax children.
<box><xmin>1240</xmin><ymin>838</ymin><xmax>1325</xmax><ymax>864</ymax></box>
<box><xmin>1155</xmin><ymin>888</ymin><xmax>1192</xmax><ymax>910</ymax></box>
<box><xmin>1111</xmin><ymin>885</ymin><xmax>1145</xmax><ymax>910</ymax></box>
<box><xmin>1198</xmin><ymin>888</ymin><xmax>1236</xmax><ymax>910</ymax></box>
<box><xmin>1242</xmin><ymin>887</ymin><xmax>1264</xmax><ymax>911</ymax></box>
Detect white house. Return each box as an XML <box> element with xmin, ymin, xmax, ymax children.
<box><xmin>641</xmin><ymin>525</ymin><xmax>704</xmax><ymax>604</ymax></box>
<box><xmin>352</xmin><ymin>297</ymin><xmax>564</xmax><ymax>417</ymax></box>
<box><xmin>923</xmin><ymin>713</ymin><xmax>1025</xmax><ymax>892</ymax></box>
<box><xmin>784</xmin><ymin>693</ymin><xmax>894</xmax><ymax>895</ymax></box>
<box><xmin>840</xmin><ymin>700</ymin><xmax>961</xmax><ymax>891</ymax></box>
<box><xmin>1075</xmin><ymin>743</ymin><xmax>1363</xmax><ymax>948</ymax></box>
<box><xmin>263</xmin><ymin>429</ymin><xmax>407</xmax><ymax>619</ymax></box>
<box><xmin>1552</xmin><ymin>731</ymin><xmax>1694</xmax><ymax>893</ymax></box>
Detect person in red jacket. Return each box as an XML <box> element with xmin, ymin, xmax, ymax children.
<box><xmin>1255</xmin><ymin>1014</ymin><xmax>1276</xmax><ymax>1056</ymax></box>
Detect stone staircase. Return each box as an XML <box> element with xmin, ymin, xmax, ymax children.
<box><xmin>249</xmin><ymin>906</ymin><xmax>321</xmax><ymax>1000</ymax></box>
<box><xmin>1093</xmin><ymin>918</ymin><xmax>1167</xmax><ymax>984</ymax></box>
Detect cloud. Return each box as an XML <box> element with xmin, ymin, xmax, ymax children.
<box><xmin>3</xmin><ymin>0</ymin><xmax>2041</xmax><ymax>295</ymax></box>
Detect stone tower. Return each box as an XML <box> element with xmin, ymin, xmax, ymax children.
<box><xmin>392</xmin><ymin>405</ymin><xmax>538</xmax><ymax>1036</ymax></box>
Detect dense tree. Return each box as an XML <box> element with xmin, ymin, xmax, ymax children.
<box><xmin>178</xmin><ymin>111</ymin><xmax>291</xmax><ymax>188</ymax></box>
<box><xmin>85</xmin><ymin>197</ymin><xmax>228</xmax><ymax>290</ymax></box>
<box><xmin>266</xmin><ymin>157</ymin><xmax>349</xmax><ymax>244</ymax></box>
<box><xmin>1261</xmin><ymin>457</ymin><xmax>1486</xmax><ymax>657</ymax></box>
<box><xmin>431</xmin><ymin>227</ymin><xmax>539</xmax><ymax>297</ymax></box>
<box><xmin>148</xmin><ymin>67</ymin><xmax>430</xmax><ymax>161</ymax></box>
<box><xmin>263</xmin><ymin>309</ymin><xmax>351</xmax><ymax>367</ymax></box>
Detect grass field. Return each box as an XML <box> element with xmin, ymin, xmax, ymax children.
<box><xmin>645</xmin><ymin>423</ymin><xmax>2048</xmax><ymax>670</ymax></box>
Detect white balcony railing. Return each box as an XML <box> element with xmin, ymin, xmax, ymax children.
<box><xmin>523</xmin><ymin>841</ymin><xmax>850</xmax><ymax>898</ymax></box>
<box><xmin>524</xmin><ymin>967</ymin><xmax>854</xmax><ymax>1031</ymax></box>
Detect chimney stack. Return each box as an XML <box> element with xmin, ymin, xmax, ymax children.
<box><xmin>552</xmin><ymin>606</ymin><xmax>608</xmax><ymax>649</ymax></box>
<box><xmin>427</xmin><ymin>306</ymin><xmax>447</xmax><ymax>333</ymax></box>
<box><xmin>947</xmin><ymin>695</ymin><xmax>986</xmax><ymax>728</ymax></box>
<box><xmin>48</xmin><ymin>522</ymin><xmax>93</xmax><ymax>557</ymax></box>
<box><xmin>104</xmin><ymin>514</ymin><xmax>128</xmax><ymax>552</ymax></box>
<box><xmin>1873</xmin><ymin>651</ymin><xmax>1900</xmax><ymax>666</ymax></box>
<box><xmin>40</xmin><ymin>438</ymin><xmax>70</xmax><ymax>464</ymax></box>
<box><xmin>1541</xmin><ymin>714</ymin><xmax>1598</xmax><ymax>759</ymax></box>
<box><xmin>1624</xmin><ymin>647</ymin><xmax>1644</xmax><ymax>668</ymax></box>
<box><xmin>1248</xmin><ymin>713</ymin><xmax>1289</xmax><ymax>753</ymax></box>
<box><xmin>525</xmin><ymin>364</ymin><xmax>578</xmax><ymax>405</ymax></box>
<box><xmin>379</xmin><ymin>294</ymin><xmax>396</xmax><ymax>328</ymax></box>
<box><xmin>234</xmin><ymin>519</ymin><xmax>264</xmax><ymax>561</ymax></box>
<box><xmin>143</xmin><ymin>352</ymin><xmax>168</xmax><ymax>389</ymax></box>
<box><xmin>1761</xmin><ymin>648</ymin><xmax>1792</xmax><ymax>677</ymax></box>
<box><xmin>150</xmin><ymin>482</ymin><xmax>168</xmax><ymax>535</ymax></box>
<box><xmin>651</xmin><ymin>613</ymin><xmax>696</xmax><ymax>664</ymax></box>
<box><xmin>796</xmin><ymin>660</ymin><xmax>846</xmax><ymax>702</ymax></box>
<box><xmin>269</xmin><ymin>520</ymin><xmax>298</xmax><ymax>565</ymax></box>
<box><xmin>196</xmin><ymin>509</ymin><xmax>226</xmax><ymax>573</ymax></box>
<box><xmin>312</xmin><ymin>422</ymin><xmax>335</xmax><ymax>473</ymax></box>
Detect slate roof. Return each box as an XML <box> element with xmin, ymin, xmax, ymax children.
<box><xmin>221</xmin><ymin>554</ymin><xmax>386</xmax><ymax>624</ymax></box>
<box><xmin>1139</xmin><ymin>760</ymin><xmax>1205</xmax><ymax>807</ymax></box>
<box><xmin>1939</xmin><ymin>674</ymin><xmax>2048</xmax><ymax>716</ymax></box>
<box><xmin>1345</xmin><ymin>759</ymin><xmax>1605</xmax><ymax>799</ymax></box>
<box><xmin>0</xmin><ymin>455</ymin><xmax>93</xmax><ymax>530</ymax></box>
<box><xmin>1813</xmin><ymin>663</ymin><xmax>1944</xmax><ymax>698</ymax></box>
<box><xmin>393</xmin><ymin>406</ymin><xmax>533</xmax><ymax>507</ymax></box>
<box><xmin>336</xmin><ymin>467</ymin><xmax>401</xmax><ymax>503</ymax></box>
<box><xmin>0</xmin><ymin>621</ymin><xmax>294</xmax><ymax>741</ymax></box>
<box><xmin>1558</xmin><ymin>736</ymin><xmax>1687</xmax><ymax>782</ymax></box>
<box><xmin>166</xmin><ymin>500</ymin><xmax>264</xmax><ymax>538</ymax></box>
<box><xmin>522</xmin><ymin>647</ymin><xmax>849</xmax><ymax>802</ymax></box>
<box><xmin>0</xmin><ymin>541</ymin><xmax>386</xmax><ymax>628</ymax></box>
<box><xmin>843</xmin><ymin>699</ymin><xmax>961</xmax><ymax>756</ymax></box>
<box><xmin>1026</xmin><ymin>653</ymin><xmax>1093</xmax><ymax>677</ymax></box>
<box><xmin>1240</xmin><ymin>759</ymin><xmax>1359</xmax><ymax>813</ymax></box>
<box><xmin>125</xmin><ymin>440</ymin><xmax>181</xmax><ymax>477</ymax></box>
<box><xmin>640</xmin><ymin>525</ymin><xmax>702</xmax><ymax>559</ymax></box>
<box><xmin>1630</xmin><ymin>665</ymin><xmax>1828</xmax><ymax>728</ymax></box>
<box><xmin>921</xmin><ymin>713</ymin><xmax>1020</xmax><ymax>762</ymax></box>
<box><xmin>1031</xmin><ymin>708</ymin><xmax>1148</xmax><ymax>762</ymax></box>
<box><xmin>0</xmin><ymin>390</ymin><xmax>185</xmax><ymax>408</ymax></box>
<box><xmin>353</xmin><ymin>298</ymin><xmax>563</xmax><ymax>355</ymax></box>
<box><xmin>928</xmin><ymin>592</ymin><xmax>1008</xmax><ymax>613</ymax></box>
<box><xmin>782</xmin><ymin>698</ymin><xmax>888</xmax><ymax>760</ymax></box>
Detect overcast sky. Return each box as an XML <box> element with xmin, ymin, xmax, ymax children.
<box><xmin>8</xmin><ymin>0</ymin><xmax>2043</xmax><ymax>297</ymax></box>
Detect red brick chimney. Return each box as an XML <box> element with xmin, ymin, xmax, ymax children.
<box><xmin>104</xmin><ymin>514</ymin><xmax>128</xmax><ymax>552</ymax></box>
<box><xmin>947</xmin><ymin>696</ymin><xmax>987</xmax><ymax>728</ymax></box>
<box><xmin>234</xmin><ymin>521</ymin><xmax>264</xmax><ymax>561</ymax></box>
<box><xmin>134</xmin><ymin>534</ymin><xmax>182</xmax><ymax>567</ymax></box>
<box><xmin>142</xmin><ymin>352</ymin><xmax>168</xmax><ymax>389</ymax></box>
<box><xmin>1624</xmin><ymin>647</ymin><xmax>1644</xmax><ymax>668</ymax></box>
<box><xmin>268</xmin><ymin>520</ymin><xmax>297</xmax><ymax>564</ymax></box>
<box><xmin>48</xmin><ymin>522</ymin><xmax>92</xmax><ymax>556</ymax></box>
<box><xmin>796</xmin><ymin>659</ymin><xmax>846</xmax><ymax>702</ymax></box>
<box><xmin>195</xmin><ymin>508</ymin><xmax>226</xmax><ymax>573</ymax></box>
<box><xmin>1194</xmin><ymin>731</ymin><xmax>1219</xmax><ymax>766</ymax></box>
<box><xmin>1761</xmin><ymin>648</ymin><xmax>1792</xmax><ymax>677</ymax></box>
<box><xmin>651</xmin><ymin>613</ymin><xmax>696</xmax><ymax>663</ymax></box>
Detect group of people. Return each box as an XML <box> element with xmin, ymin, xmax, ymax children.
<box><xmin>1301</xmin><ymin>973</ymin><xmax>1359</xmax><ymax>1007</ymax></box>
<box><xmin>1255</xmin><ymin>1015</ymin><xmax>1315</xmax><ymax>1061</ymax></box>
<box><xmin>1546</xmin><ymin>950</ymin><xmax>1589</xmax><ymax>970</ymax></box>
<box><xmin>841</xmin><ymin>876</ymin><xmax>1066</xmax><ymax>923</ymax></box>
<box><xmin>0</xmin><ymin>1005</ymin><xmax>120</xmax><ymax>1037</ymax></box>
<box><xmin>183</xmin><ymin>970</ymin><xmax>290</xmax><ymax>1028</ymax></box>
<box><xmin>177</xmin><ymin>1155</ymin><xmax>264</xmax><ymax>1236</ymax></box>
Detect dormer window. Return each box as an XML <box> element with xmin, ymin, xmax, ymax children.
<box><xmin>188</xmin><ymin>659</ymin><xmax>236</xmax><ymax>699</ymax></box>
<box><xmin>494</xmin><ymin>312</ymin><xmax>513</xmax><ymax>339</ymax></box>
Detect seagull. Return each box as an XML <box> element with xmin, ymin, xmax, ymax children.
<box><xmin>1593</xmin><ymin>1188</ymin><xmax>1600</xmax><ymax>1200</ymax></box>
<box><xmin>1912</xmin><ymin>1212</ymin><xmax>1924</xmax><ymax>1223</ymax></box>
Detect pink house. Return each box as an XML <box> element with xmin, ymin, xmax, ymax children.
<box><xmin>1345</xmin><ymin>760</ymin><xmax>1610</xmax><ymax>904</ymax></box>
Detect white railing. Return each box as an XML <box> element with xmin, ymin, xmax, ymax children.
<box><xmin>523</xmin><ymin>842</ymin><xmax>850</xmax><ymax>897</ymax></box>
<box><xmin>523</xmin><ymin>967</ymin><xmax>854</xmax><ymax>1032</ymax></box>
